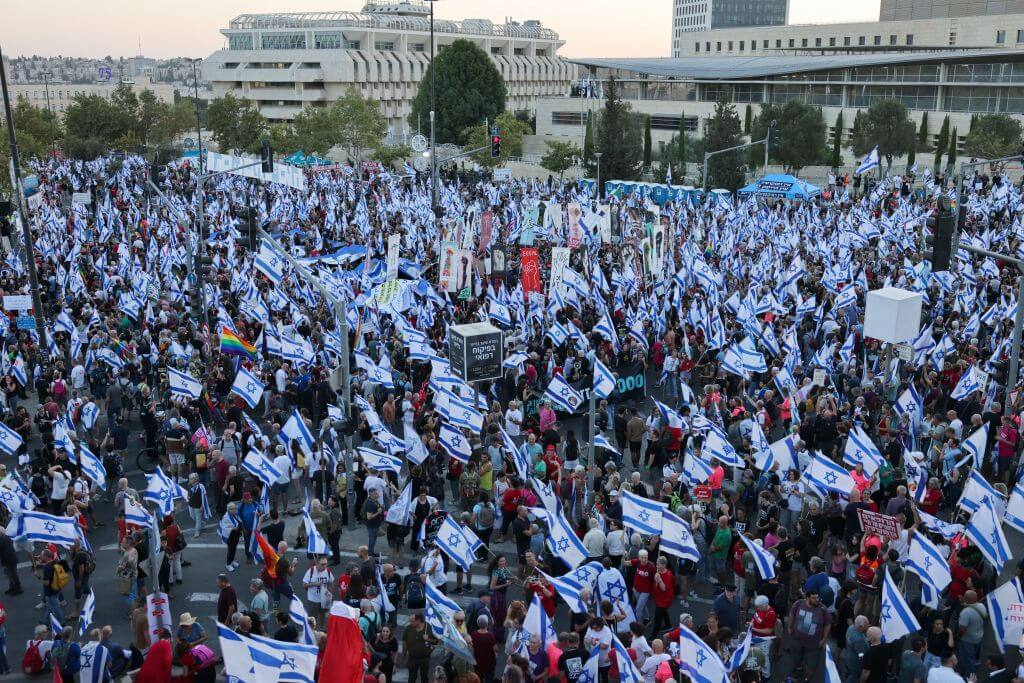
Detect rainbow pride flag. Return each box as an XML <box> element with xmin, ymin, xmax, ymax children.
<box><xmin>219</xmin><ymin>327</ymin><xmax>256</xmax><ymax>359</ymax></box>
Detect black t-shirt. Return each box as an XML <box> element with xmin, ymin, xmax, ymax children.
<box><xmin>274</xmin><ymin>624</ymin><xmax>299</xmax><ymax>642</ymax></box>
<box><xmin>862</xmin><ymin>644</ymin><xmax>889</xmax><ymax>683</ymax></box>
<box><xmin>512</xmin><ymin>516</ymin><xmax>531</xmax><ymax>554</ymax></box>
<box><xmin>774</xmin><ymin>539</ymin><xmax>795</xmax><ymax>572</ymax></box>
<box><xmin>262</xmin><ymin>521</ymin><xmax>285</xmax><ymax>548</ymax></box>
<box><xmin>844</xmin><ymin>502</ymin><xmax>869</xmax><ymax>541</ymax></box>
<box><xmin>558</xmin><ymin>647</ymin><xmax>587</xmax><ymax>683</ymax></box>
<box><xmin>381</xmin><ymin>575</ymin><xmax>401</xmax><ymax>604</ymax></box>
<box><xmin>72</xmin><ymin>551</ymin><xmax>90</xmax><ymax>580</ymax></box>
<box><xmin>805</xmin><ymin>513</ymin><xmax>828</xmax><ymax>546</ymax></box>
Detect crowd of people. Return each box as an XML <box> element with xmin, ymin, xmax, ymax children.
<box><xmin>0</xmin><ymin>149</ymin><xmax>1019</xmax><ymax>683</ymax></box>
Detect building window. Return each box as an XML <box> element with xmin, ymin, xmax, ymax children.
<box><xmin>889</xmin><ymin>34</ymin><xmax>897</xmax><ymax>45</ymax></box>
<box><xmin>906</xmin><ymin>34</ymin><xmax>914</xmax><ymax>45</ymax></box>
<box><xmin>410</xmin><ymin>42</ymin><xmax>425</xmax><ymax>52</ymax></box>
<box><xmin>1018</xmin><ymin>30</ymin><xmax>1024</xmax><ymax>43</ymax></box>
<box><xmin>514</xmin><ymin>47</ymin><xmax>525</xmax><ymax>55</ymax></box>
<box><xmin>374</xmin><ymin>41</ymin><xmax>395</xmax><ymax>51</ymax></box>
<box><xmin>739</xmin><ymin>41</ymin><xmax>744</xmax><ymax>51</ymax></box>
<box><xmin>490</xmin><ymin>47</ymin><xmax>503</xmax><ymax>55</ymax></box>
<box><xmin>706</xmin><ymin>42</ymin><xmax>711</xmax><ymax>51</ymax></box>
<box><xmin>261</xmin><ymin>33</ymin><xmax>306</xmax><ymax>50</ymax></box>
<box><xmin>763</xmin><ymin>40</ymin><xmax>768</xmax><ymax>48</ymax></box>
<box><xmin>801</xmin><ymin>38</ymin><xmax>808</xmax><ymax>47</ymax></box>
<box><xmin>695</xmin><ymin>42</ymin><xmax>700</xmax><ymax>52</ymax></box>
<box><xmin>343</xmin><ymin>39</ymin><xmax>361</xmax><ymax>49</ymax></box>
<box><xmin>551</xmin><ymin>112</ymin><xmax>584</xmax><ymax>125</ymax></box>
<box><xmin>873</xmin><ymin>35</ymin><xmax>881</xmax><ymax>45</ymax></box>
<box><xmin>844</xmin><ymin>36</ymin><xmax>851</xmax><ymax>46</ymax></box>
<box><xmin>313</xmin><ymin>32</ymin><xmax>341</xmax><ymax>50</ymax></box>
<box><xmin>776</xmin><ymin>39</ymin><xmax>781</xmax><ymax>48</ymax></box>
<box><xmin>788</xmin><ymin>39</ymin><xmax>794</xmax><ymax>47</ymax></box>
<box><xmin>815</xmin><ymin>38</ymin><xmax>822</xmax><ymax>47</ymax></box>
<box><xmin>727</xmin><ymin>41</ymin><xmax>733</xmax><ymax>50</ymax></box>
<box><xmin>536</xmin><ymin>48</ymin><xmax>548</xmax><ymax>56</ymax></box>
<box><xmin>858</xmin><ymin>36</ymin><xmax>866</xmax><ymax>45</ymax></box>
<box><xmin>829</xmin><ymin>37</ymin><xmax>836</xmax><ymax>46</ymax></box>
<box><xmin>997</xmin><ymin>30</ymin><xmax>1006</xmax><ymax>43</ymax></box>
<box><xmin>717</xmin><ymin>42</ymin><xmax>722</xmax><ymax>51</ymax></box>
<box><xmin>228</xmin><ymin>34</ymin><xmax>254</xmax><ymax>50</ymax></box>
<box><xmin>751</xmin><ymin>40</ymin><xmax>756</xmax><ymax>51</ymax></box>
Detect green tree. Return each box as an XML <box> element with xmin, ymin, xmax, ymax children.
<box><xmin>372</xmin><ymin>143</ymin><xmax>412</xmax><ymax>168</ymax></box>
<box><xmin>750</xmin><ymin>101</ymin><xmax>827</xmax><ymax>174</ymax></box>
<box><xmin>292</xmin><ymin>105</ymin><xmax>336</xmax><ymax>156</ymax></box>
<box><xmin>970</xmin><ymin>114</ymin><xmax>979</xmax><ymax>133</ymax></box>
<box><xmin>0</xmin><ymin>96</ymin><xmax>62</xmax><ymax>186</ymax></box>
<box><xmin>540</xmin><ymin>140</ymin><xmax>581</xmax><ymax>179</ymax></box>
<box><xmin>109</xmin><ymin>83</ymin><xmax>141</xmax><ymax>148</ymax></box>
<box><xmin>463</xmin><ymin>111</ymin><xmax>530</xmax><ymax>167</ymax></box>
<box><xmin>907</xmin><ymin>123</ymin><xmax>917</xmax><ymax>168</ymax></box>
<box><xmin>408</xmin><ymin>39</ymin><xmax>506</xmax><ymax>145</ymax></box>
<box><xmin>582</xmin><ymin>110</ymin><xmax>595</xmax><ymax>174</ymax></box>
<box><xmin>831</xmin><ymin>111</ymin><xmax>844</xmax><ymax>169</ymax></box>
<box><xmin>744</xmin><ymin>104</ymin><xmax>752</xmax><ymax>135</ymax></box>
<box><xmin>206</xmin><ymin>93</ymin><xmax>267</xmax><ymax>153</ymax></box>
<box><xmin>852</xmin><ymin>100</ymin><xmax>916</xmax><ymax>169</ymax></box>
<box><xmin>63</xmin><ymin>93</ymin><xmax>129</xmax><ymax>159</ymax></box>
<box><xmin>917</xmin><ymin>111</ymin><xmax>930</xmax><ymax>151</ymax></box>
<box><xmin>847</xmin><ymin>110</ymin><xmax>864</xmax><ymax>151</ymax></box>
<box><xmin>947</xmin><ymin>126</ymin><xmax>959</xmax><ymax>169</ymax></box>
<box><xmin>595</xmin><ymin>77</ymin><xmax>643</xmax><ymax>182</ymax></box>
<box><xmin>964</xmin><ymin>114</ymin><xmax>1023</xmax><ymax>164</ymax></box>
<box><xmin>934</xmin><ymin>115</ymin><xmax>950</xmax><ymax>170</ymax></box>
<box><xmin>642</xmin><ymin>115</ymin><xmax>652</xmax><ymax>168</ymax></box>
<box><xmin>329</xmin><ymin>88</ymin><xmax>386</xmax><ymax>160</ymax></box>
<box><xmin>265</xmin><ymin>123</ymin><xmax>299</xmax><ymax>156</ymax></box>
<box><xmin>704</xmin><ymin>97</ymin><xmax>745</xmax><ymax>191</ymax></box>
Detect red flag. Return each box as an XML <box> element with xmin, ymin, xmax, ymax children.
<box><xmin>318</xmin><ymin>601</ymin><xmax>365</xmax><ymax>683</ymax></box>
<box><xmin>521</xmin><ymin>247</ymin><xmax>541</xmax><ymax>299</ymax></box>
<box><xmin>53</xmin><ymin>666</ymin><xmax>62</xmax><ymax>683</ymax></box>
<box><xmin>255</xmin><ymin>532</ymin><xmax>279</xmax><ymax>579</ymax></box>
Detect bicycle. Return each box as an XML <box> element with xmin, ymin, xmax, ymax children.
<box><xmin>136</xmin><ymin>445</ymin><xmax>165</xmax><ymax>474</ymax></box>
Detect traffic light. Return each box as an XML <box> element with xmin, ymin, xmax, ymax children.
<box><xmin>490</xmin><ymin>132</ymin><xmax>501</xmax><ymax>158</ymax></box>
<box><xmin>149</xmin><ymin>162</ymin><xmax>162</xmax><ymax>186</ymax></box>
<box><xmin>260</xmin><ymin>138</ymin><xmax>274</xmax><ymax>174</ymax></box>
<box><xmin>925</xmin><ymin>202</ymin><xmax>955</xmax><ymax>272</ymax></box>
<box><xmin>246</xmin><ymin>204</ymin><xmax>258</xmax><ymax>251</ymax></box>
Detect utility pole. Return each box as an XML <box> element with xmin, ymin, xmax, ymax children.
<box><xmin>190</xmin><ymin>59</ymin><xmax>204</xmax><ymax>173</ymax></box>
<box><xmin>428</xmin><ymin>0</ymin><xmax>439</xmax><ymax>216</ymax></box>
<box><xmin>1</xmin><ymin>44</ymin><xmax>49</xmax><ymax>365</ymax></box>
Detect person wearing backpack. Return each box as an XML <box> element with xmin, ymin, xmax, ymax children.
<box><xmin>358</xmin><ymin>599</ymin><xmax>381</xmax><ymax>642</ymax></box>
<box><xmin>71</xmin><ymin>540</ymin><xmax>95</xmax><ymax>614</ymax></box>
<box><xmin>50</xmin><ymin>626</ymin><xmax>81</xmax><ymax>682</ymax></box>
<box><xmin>39</xmin><ymin>548</ymin><xmax>67</xmax><ymax>625</ymax></box>
<box><xmin>471</xmin><ymin>493</ymin><xmax>496</xmax><ymax>548</ymax></box>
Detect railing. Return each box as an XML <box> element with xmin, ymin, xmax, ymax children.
<box><xmin>227</xmin><ymin>12</ymin><xmax>559</xmax><ymax>40</ymax></box>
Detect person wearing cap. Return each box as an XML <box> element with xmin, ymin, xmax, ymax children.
<box><xmin>175</xmin><ymin>612</ymin><xmax>207</xmax><ymax>646</ymax></box>
<box><xmin>712</xmin><ymin>583</ymin><xmax>740</xmax><ymax>632</ymax></box>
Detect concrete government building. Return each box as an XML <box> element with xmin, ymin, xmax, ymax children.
<box><xmin>201</xmin><ymin>0</ymin><xmax>575</xmax><ymax>141</ymax></box>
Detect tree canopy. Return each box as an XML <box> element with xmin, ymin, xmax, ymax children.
<box><xmin>964</xmin><ymin>114</ymin><xmax>1023</xmax><ymax>164</ymax></box>
<box><xmin>206</xmin><ymin>93</ymin><xmax>267</xmax><ymax>154</ymax></box>
<box><xmin>852</xmin><ymin>100</ymin><xmax>916</xmax><ymax>169</ymax></box>
<box><xmin>704</xmin><ymin>97</ymin><xmax>745</xmax><ymax>191</ymax></box>
<box><xmin>463</xmin><ymin>111</ymin><xmax>531</xmax><ymax>168</ymax></box>
<box><xmin>540</xmin><ymin>140</ymin><xmax>581</xmax><ymax>178</ymax></box>
<box><xmin>595</xmin><ymin>77</ymin><xmax>643</xmax><ymax>182</ymax></box>
<box><xmin>293</xmin><ymin>88</ymin><xmax>386</xmax><ymax>160</ymax></box>
<box><xmin>750</xmin><ymin>101</ymin><xmax>828</xmax><ymax>173</ymax></box>
<box><xmin>408</xmin><ymin>39</ymin><xmax>506</xmax><ymax>146</ymax></box>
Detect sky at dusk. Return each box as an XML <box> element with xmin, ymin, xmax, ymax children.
<box><xmin>4</xmin><ymin>0</ymin><xmax>881</xmax><ymax>60</ymax></box>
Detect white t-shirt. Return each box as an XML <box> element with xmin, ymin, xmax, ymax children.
<box><xmin>70</xmin><ymin>365</ymin><xmax>86</xmax><ymax>390</ymax></box>
<box><xmin>272</xmin><ymin>455</ymin><xmax>292</xmax><ymax>485</ymax></box>
<box><xmin>302</xmin><ymin>566</ymin><xmax>334</xmax><ymax>604</ymax></box>
<box><xmin>504</xmin><ymin>408</ymin><xmax>523</xmax><ymax>437</ymax></box>
<box><xmin>927</xmin><ymin>666</ymin><xmax>966</xmax><ymax>683</ymax></box>
<box><xmin>585</xmin><ymin>626</ymin><xmax>614</xmax><ymax>666</ymax></box>
<box><xmin>275</xmin><ymin>368</ymin><xmax>288</xmax><ymax>393</ymax></box>
<box><xmin>781</xmin><ymin>480</ymin><xmax>803</xmax><ymax>512</ymax></box>
<box><xmin>51</xmin><ymin>471</ymin><xmax>70</xmax><ymax>500</ymax></box>
<box><xmin>640</xmin><ymin>653</ymin><xmax>670</xmax><ymax>683</ymax></box>
<box><xmin>424</xmin><ymin>550</ymin><xmax>447</xmax><ymax>587</ymax></box>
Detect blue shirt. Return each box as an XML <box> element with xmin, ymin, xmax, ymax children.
<box><xmin>802</xmin><ymin>571</ymin><xmax>829</xmax><ymax>597</ymax></box>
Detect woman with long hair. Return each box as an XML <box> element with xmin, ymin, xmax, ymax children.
<box><xmin>488</xmin><ymin>554</ymin><xmax>513</xmax><ymax>641</ymax></box>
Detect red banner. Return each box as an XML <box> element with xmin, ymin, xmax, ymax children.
<box><xmin>521</xmin><ymin>247</ymin><xmax>541</xmax><ymax>300</ymax></box>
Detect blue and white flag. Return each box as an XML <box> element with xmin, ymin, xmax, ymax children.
<box><xmin>965</xmin><ymin>496</ymin><xmax>1011</xmax><ymax>571</ymax></box>
<box><xmin>593</xmin><ymin>358</ymin><xmax>616</xmax><ymax>400</ymax></box>
<box><xmin>218</xmin><ymin>623</ymin><xmax>283</xmax><ymax>683</ymax></box>
<box><xmin>824</xmin><ymin>643</ymin><xmax>842</xmax><ymax>683</ymax></box>
<box><xmin>254</xmin><ymin>239</ymin><xmax>285</xmax><ymax>284</ymax></box>
<box><xmin>611</xmin><ymin>634</ymin><xmax>643</xmax><ymax>683</ymax></box>
<box><xmin>544</xmin><ymin>373</ymin><xmax>585</xmax><ymax>413</ymax></box>
<box><xmin>620</xmin><ymin>489</ymin><xmax>666</xmax><ymax>537</ymax></box>
<box><xmin>144</xmin><ymin>466</ymin><xmax>187</xmax><ymax>515</ymax></box>
<box><xmin>79</xmin><ymin>640</ymin><xmax>109</xmax><ymax>683</ymax></box>
<box><xmin>857</xmin><ymin>146</ymin><xmax>880</xmax><ymax>175</ymax></box>
<box><xmin>726</xmin><ymin>627</ymin><xmax>753</xmax><ymax>673</ymax></box>
<box><xmin>243</xmin><ymin>451</ymin><xmax>284</xmax><ymax>489</ymax></box>
<box><xmin>4</xmin><ymin>510</ymin><xmax>80</xmax><ymax>547</ymax></box>
<box><xmin>248</xmin><ymin>631</ymin><xmax>318</xmax><ymax>683</ymax></box>
<box><xmin>0</xmin><ymin>422</ymin><xmax>23</xmax><ymax>456</ymax></box>
<box><xmin>951</xmin><ymin>366</ymin><xmax>983</xmax><ymax>400</ymax></box>
<box><xmin>167</xmin><ymin>367</ymin><xmax>203</xmax><ymax>400</ymax></box>
<box><xmin>678</xmin><ymin>624</ymin><xmax>728</xmax><ymax>683</ymax></box>
<box><xmin>593</xmin><ymin>433</ymin><xmax>620</xmax><ymax>456</ymax></box>
<box><xmin>842</xmin><ymin>425</ymin><xmax>885</xmax><ymax>477</ymax></box>
<box><xmin>881</xmin><ymin>567</ymin><xmax>920</xmax><ymax>642</ymax></box>
<box><xmin>660</xmin><ymin>510</ymin><xmax>700</xmax><ymax>562</ymax></box>
<box><xmin>281</xmin><ymin>409</ymin><xmax>315</xmax><ymax>455</ymax></box>
<box><xmin>77</xmin><ymin>443</ymin><xmax>107</xmax><ymax>490</ymax></box>
<box><xmin>302</xmin><ymin>511</ymin><xmax>330</xmax><ymax>556</ymax></box>
<box><xmin>124</xmin><ymin>496</ymin><xmax>151</xmax><ymax>528</ymax></box>
<box><xmin>537</xmin><ymin>568</ymin><xmax>590</xmax><ymax>613</ymax></box>
<box><xmin>961</xmin><ymin>424</ymin><xmax>989</xmax><ymax>468</ymax></box>
<box><xmin>959</xmin><ymin>469</ymin><xmax>1003</xmax><ymax>514</ymax></box>
<box><xmin>288</xmin><ymin>595</ymin><xmax>318</xmax><ymax>646</ymax></box>
<box><xmin>703</xmin><ymin>428</ymin><xmax>744</xmax><ymax>468</ymax></box>
<box><xmin>893</xmin><ymin>384</ymin><xmax>924</xmax><ymax>423</ymax></box>
<box><xmin>906</xmin><ymin>532</ymin><xmax>951</xmax><ymax>593</ymax></box>
<box><xmin>79</xmin><ymin>402</ymin><xmax>99</xmax><ymax>431</ymax></box>
<box><xmin>438</xmin><ymin>423</ymin><xmax>472</xmax><ymax>463</ymax></box>
<box><xmin>739</xmin><ymin>534</ymin><xmax>777</xmax><ymax>580</ymax></box>
<box><xmin>1005</xmin><ymin>483</ymin><xmax>1024</xmax><ymax>535</ymax></box>
<box><xmin>385</xmin><ymin>482</ymin><xmax>414</xmax><ymax>526</ymax></box>
<box><xmin>802</xmin><ymin>451</ymin><xmax>856</xmax><ymax>495</ymax></box>
<box><xmin>521</xmin><ymin>594</ymin><xmax>557</xmax><ymax>653</ymax></box>
<box><xmin>79</xmin><ymin>589</ymin><xmax>95</xmax><ymax>637</ymax></box>
<box><xmin>987</xmin><ymin>578</ymin><xmax>1024</xmax><ymax>652</ymax></box>
<box><xmin>357</xmin><ymin>447</ymin><xmax>404</xmax><ymax>474</ymax></box>
<box><xmin>530</xmin><ymin>506</ymin><xmax>589</xmax><ymax>568</ymax></box>
<box><xmin>425</xmin><ymin>580</ymin><xmax>461</xmax><ymax>637</ymax></box>
<box><xmin>433</xmin><ymin>515</ymin><xmax>477</xmax><ymax>571</ymax></box>
<box><xmin>231</xmin><ymin>366</ymin><xmax>265</xmax><ymax>410</ymax></box>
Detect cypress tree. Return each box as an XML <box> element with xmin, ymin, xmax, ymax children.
<box><xmin>935</xmin><ymin>115</ymin><xmax>949</xmax><ymax>169</ymax></box>
<box><xmin>947</xmin><ymin>126</ymin><xmax>958</xmax><ymax>169</ymax></box>
<box><xmin>831</xmin><ymin>111</ymin><xmax>844</xmax><ymax>169</ymax></box>
<box><xmin>643</xmin><ymin>115</ymin><xmax>652</xmax><ymax>168</ymax></box>
<box><xmin>917</xmin><ymin>111</ymin><xmax>929</xmax><ymax>150</ymax></box>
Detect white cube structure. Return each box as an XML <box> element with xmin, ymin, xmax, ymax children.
<box><xmin>863</xmin><ymin>287</ymin><xmax>923</xmax><ymax>344</ymax></box>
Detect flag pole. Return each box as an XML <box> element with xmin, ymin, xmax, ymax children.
<box><xmin>586</xmin><ymin>352</ymin><xmax>597</xmax><ymax>499</ymax></box>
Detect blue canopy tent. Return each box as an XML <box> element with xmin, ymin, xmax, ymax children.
<box><xmin>737</xmin><ymin>173</ymin><xmax>821</xmax><ymax>200</ymax></box>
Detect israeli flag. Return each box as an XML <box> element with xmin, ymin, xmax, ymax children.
<box><xmin>682</xmin><ymin>451</ymin><xmax>715</xmax><ymax>486</ymax></box>
<box><xmin>621</xmin><ymin>490</ymin><xmax>666</xmax><ymax>537</ymax></box>
<box><xmin>357</xmin><ymin>447</ymin><xmax>404</xmax><ymax>474</ymax></box>
<box><xmin>951</xmin><ymin>366</ymin><xmax>983</xmax><ymax>400</ymax></box>
<box><xmin>842</xmin><ymin>425</ymin><xmax>885</xmax><ymax>477</ymax></box>
<box><xmin>281</xmin><ymin>409</ymin><xmax>316</xmax><ymax>455</ymax></box>
<box><xmin>1004</xmin><ymin>483</ymin><xmax>1024</xmax><ymax>535</ymax></box>
<box><xmin>961</xmin><ymin>424</ymin><xmax>989</xmax><ymax>468</ymax></box>
<box><xmin>438</xmin><ymin>422</ymin><xmax>472</xmax><ymax>463</ymax></box>
<box><xmin>611</xmin><ymin>634</ymin><xmax>643</xmax><ymax>683</ymax></box>
<box><xmin>593</xmin><ymin>433</ymin><xmax>621</xmax><ymax>457</ymax></box>
<box><xmin>959</xmin><ymin>469</ymin><xmax>1003</xmax><ymax>514</ymax></box>
<box><xmin>288</xmin><ymin>595</ymin><xmax>318</xmax><ymax>646</ymax></box>
<box><xmin>581</xmin><ymin>647</ymin><xmax>601</xmax><ymax>683</ymax></box>
<box><xmin>79</xmin><ymin>640</ymin><xmax>109</xmax><ymax>683</ymax></box>
<box><xmin>660</xmin><ymin>510</ymin><xmax>700</xmax><ymax>562</ymax></box>
<box><xmin>537</xmin><ymin>568</ymin><xmax>590</xmax><ymax>613</ymax></box>
<box><xmin>77</xmin><ymin>443</ymin><xmax>108</xmax><ymax>490</ymax></box>
<box><xmin>678</xmin><ymin>624</ymin><xmax>728</xmax><ymax>683</ymax></box>
<box><xmin>434</xmin><ymin>515</ymin><xmax>477</xmax><ymax>571</ymax></box>
<box><xmin>5</xmin><ymin>510</ymin><xmax>80</xmax><ymax>547</ymax></box>
<box><xmin>144</xmin><ymin>466</ymin><xmax>186</xmax><ymax>515</ymax></box>
<box><xmin>230</xmin><ymin>366</ymin><xmax>265</xmax><ymax>410</ymax></box>
<box><xmin>167</xmin><ymin>367</ymin><xmax>203</xmax><ymax>400</ymax></box>
<box><xmin>824</xmin><ymin>643</ymin><xmax>842</xmax><ymax>683</ymax></box>
<box><xmin>243</xmin><ymin>451</ymin><xmax>284</xmax><ymax>489</ymax></box>
<box><xmin>918</xmin><ymin>510</ymin><xmax>964</xmax><ymax>541</ymax></box>
<box><xmin>906</xmin><ymin>532</ymin><xmax>951</xmax><ymax>594</ymax></box>
<box><xmin>0</xmin><ymin>422</ymin><xmax>24</xmax><ymax>456</ymax></box>
<box><xmin>544</xmin><ymin>373</ymin><xmax>585</xmax><ymax>413</ymax></box>
<box><xmin>802</xmin><ymin>451</ymin><xmax>856</xmax><ymax>495</ymax></box>
<box><xmin>79</xmin><ymin>589</ymin><xmax>96</xmax><ymax>637</ymax></box>
<box><xmin>521</xmin><ymin>594</ymin><xmax>557</xmax><ymax>653</ymax></box>
<box><xmin>593</xmin><ymin>358</ymin><xmax>616</xmax><ymax>400</ymax></box>
<box><xmin>80</xmin><ymin>402</ymin><xmax>99</xmax><ymax>431</ymax></box>
<box><xmin>124</xmin><ymin>497</ymin><xmax>151</xmax><ymax>528</ymax></box>
<box><xmin>652</xmin><ymin>398</ymin><xmax>684</xmax><ymax>430</ymax></box>
<box><xmin>426</xmin><ymin>576</ymin><xmax>461</xmax><ymax>637</ymax></box>
<box><xmin>302</xmin><ymin>511</ymin><xmax>330</xmax><ymax>556</ymax></box>
<box><xmin>857</xmin><ymin>146</ymin><xmax>880</xmax><ymax>175</ymax></box>
<box><xmin>881</xmin><ymin>567</ymin><xmax>920</xmax><ymax>642</ymax></box>
<box><xmin>254</xmin><ymin>239</ymin><xmax>285</xmax><ymax>285</ymax></box>
<box><xmin>726</xmin><ymin>627</ymin><xmax>753</xmax><ymax>673</ymax></box>
<box><xmin>965</xmin><ymin>496</ymin><xmax>1011</xmax><ymax>571</ymax></box>
<box><xmin>893</xmin><ymin>384</ymin><xmax>924</xmax><ymax>423</ymax></box>
<box><xmin>987</xmin><ymin>578</ymin><xmax>1024</xmax><ymax>652</ymax></box>
<box><xmin>530</xmin><ymin>506</ymin><xmax>589</xmax><ymax>568</ymax></box>
<box><xmin>739</xmin><ymin>534</ymin><xmax>777</xmax><ymax>580</ymax></box>
<box><xmin>703</xmin><ymin>428</ymin><xmax>744</xmax><ymax>468</ymax></box>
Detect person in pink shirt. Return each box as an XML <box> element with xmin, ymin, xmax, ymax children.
<box><xmin>538</xmin><ymin>401</ymin><xmax>557</xmax><ymax>433</ymax></box>
<box><xmin>848</xmin><ymin>462</ymin><xmax>874</xmax><ymax>496</ymax></box>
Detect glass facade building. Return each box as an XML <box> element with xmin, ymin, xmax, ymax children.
<box><xmin>711</xmin><ymin>0</ymin><xmax>787</xmax><ymax>29</ymax></box>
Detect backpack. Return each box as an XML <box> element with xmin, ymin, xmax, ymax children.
<box><xmin>21</xmin><ymin>641</ymin><xmax>45</xmax><ymax>675</ymax></box>
<box><xmin>405</xmin><ymin>575</ymin><xmax>425</xmax><ymax>608</ymax></box>
<box><xmin>359</xmin><ymin>612</ymin><xmax>380</xmax><ymax>643</ymax></box>
<box><xmin>668</xmin><ymin>493</ymin><xmax>683</xmax><ymax>514</ymax></box>
<box><xmin>78</xmin><ymin>551</ymin><xmax>96</xmax><ymax>576</ymax></box>
<box><xmin>51</xmin><ymin>562</ymin><xmax>69</xmax><ymax>591</ymax></box>
<box><xmin>855</xmin><ymin>558</ymin><xmax>879</xmax><ymax>589</ymax></box>
<box><xmin>477</xmin><ymin>503</ymin><xmax>495</xmax><ymax>528</ymax></box>
<box><xmin>51</xmin><ymin>640</ymin><xmax>70</xmax><ymax>673</ymax></box>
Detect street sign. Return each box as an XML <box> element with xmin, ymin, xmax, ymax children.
<box><xmin>449</xmin><ymin>322</ymin><xmax>503</xmax><ymax>383</ymax></box>
<box><xmin>183</xmin><ymin>137</ymin><xmax>196</xmax><ymax>149</ymax></box>
<box><xmin>71</xmin><ymin>192</ymin><xmax>92</xmax><ymax>206</ymax></box>
<box><xmin>2</xmin><ymin>295</ymin><xmax>31</xmax><ymax>311</ymax></box>
<box><xmin>16</xmin><ymin>315</ymin><xmax>36</xmax><ymax>330</ymax></box>
<box><xmin>894</xmin><ymin>343</ymin><xmax>913</xmax><ymax>362</ymax></box>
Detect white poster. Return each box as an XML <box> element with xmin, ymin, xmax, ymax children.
<box><xmin>146</xmin><ymin>592</ymin><xmax>173</xmax><ymax>644</ymax></box>
<box><xmin>546</xmin><ymin>200</ymin><xmax>563</xmax><ymax>231</ymax></box>
<box><xmin>549</xmin><ymin>246</ymin><xmax>570</xmax><ymax>296</ymax></box>
<box><xmin>439</xmin><ymin>241</ymin><xmax>459</xmax><ymax>293</ymax></box>
<box><xmin>599</xmin><ymin>205</ymin><xmax>612</xmax><ymax>244</ymax></box>
<box><xmin>386</xmin><ymin>234</ymin><xmax>401</xmax><ymax>281</ymax></box>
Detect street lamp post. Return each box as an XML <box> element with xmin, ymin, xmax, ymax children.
<box><xmin>189</xmin><ymin>59</ymin><xmax>204</xmax><ymax>173</ymax></box>
<box><xmin>594</xmin><ymin>151</ymin><xmax>603</xmax><ymax>198</ymax></box>
<box><xmin>42</xmin><ymin>71</ymin><xmax>56</xmax><ymax>158</ymax></box>
<box><xmin>427</xmin><ymin>0</ymin><xmax>439</xmax><ymax>215</ymax></box>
